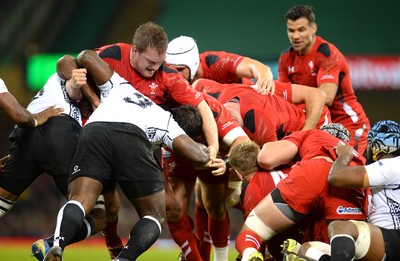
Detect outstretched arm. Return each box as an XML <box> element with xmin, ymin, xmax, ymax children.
<box><xmin>236</xmin><ymin>57</ymin><xmax>274</xmax><ymax>94</ymax></box>
<box><xmin>196</xmin><ymin>100</ymin><xmax>219</xmax><ymax>160</ymax></box>
<box><xmin>0</xmin><ymin>91</ymin><xmax>35</xmax><ymax>127</ymax></box>
<box><xmin>172</xmin><ymin>134</ymin><xmax>210</xmax><ymax>169</ymax></box>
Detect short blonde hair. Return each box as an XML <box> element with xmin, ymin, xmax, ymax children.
<box><xmin>229</xmin><ymin>141</ymin><xmax>260</xmax><ymax>175</ymax></box>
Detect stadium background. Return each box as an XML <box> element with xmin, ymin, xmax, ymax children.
<box><xmin>0</xmin><ymin>0</ymin><xmax>399</xmax><ymax>241</ymax></box>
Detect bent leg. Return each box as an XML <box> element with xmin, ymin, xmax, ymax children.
<box><xmin>53</xmin><ymin>177</ymin><xmax>102</xmax><ymax>250</ymax></box>
<box><xmin>236</xmin><ymin>193</ymin><xmax>295</xmax><ymax>261</ymax></box>
<box><xmin>117</xmin><ymin>190</ymin><xmax>166</xmax><ymax>261</ymax></box>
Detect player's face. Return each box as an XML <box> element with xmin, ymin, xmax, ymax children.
<box><xmin>130</xmin><ymin>45</ymin><xmax>166</xmax><ymax>78</ymax></box>
<box><xmin>168</xmin><ymin>65</ymin><xmax>190</xmax><ymax>82</ymax></box>
<box><xmin>286</xmin><ymin>17</ymin><xmax>317</xmax><ymax>55</ymax></box>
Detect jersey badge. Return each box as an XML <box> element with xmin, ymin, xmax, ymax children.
<box><xmin>308</xmin><ymin>61</ymin><xmax>316</xmax><ymax>76</ymax></box>
<box><xmin>149</xmin><ymin>82</ymin><xmax>158</xmax><ymax>98</ymax></box>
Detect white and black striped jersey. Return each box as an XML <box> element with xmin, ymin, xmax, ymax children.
<box><xmin>86</xmin><ymin>72</ymin><xmax>186</xmax><ymax>150</ymax></box>
<box><xmin>27</xmin><ymin>74</ymin><xmax>82</xmax><ymax>126</ymax></box>
<box><xmin>366</xmin><ymin>156</ymin><xmax>400</xmax><ymax>229</ymax></box>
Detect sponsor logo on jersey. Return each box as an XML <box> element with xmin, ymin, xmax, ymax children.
<box><xmin>146</xmin><ymin>127</ymin><xmax>157</xmax><ymax>140</ymax></box>
<box><xmin>336</xmin><ymin>206</ymin><xmax>362</xmax><ymax>214</ymax></box>
<box><xmin>321</xmin><ymin>74</ymin><xmax>335</xmax><ymax>80</ymax></box>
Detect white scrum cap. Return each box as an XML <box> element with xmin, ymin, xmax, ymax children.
<box><xmin>166</xmin><ymin>36</ymin><xmax>200</xmax><ymax>82</ymax></box>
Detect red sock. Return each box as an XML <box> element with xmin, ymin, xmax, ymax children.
<box><xmin>195</xmin><ymin>204</ymin><xmax>211</xmax><ymax>261</ymax></box>
<box><xmin>235</xmin><ymin>230</ymin><xmax>262</xmax><ymax>254</ymax></box>
<box><xmin>102</xmin><ymin>216</ymin><xmax>122</xmax><ymax>248</ymax></box>
<box><xmin>167</xmin><ymin>214</ymin><xmax>203</xmax><ymax>261</ymax></box>
<box><xmin>209</xmin><ymin>212</ymin><xmax>230</xmax><ymax>248</ymax></box>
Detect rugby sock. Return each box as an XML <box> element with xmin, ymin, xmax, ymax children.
<box><xmin>235</xmin><ymin>230</ymin><xmax>262</xmax><ymax>256</ymax></box>
<box><xmin>167</xmin><ymin>214</ymin><xmax>202</xmax><ymax>261</ymax></box>
<box><xmin>42</xmin><ymin>217</ymin><xmax>94</xmax><ymax>248</ymax></box>
<box><xmin>330</xmin><ymin>234</ymin><xmax>355</xmax><ymax>261</ymax></box>
<box><xmin>195</xmin><ymin>204</ymin><xmax>212</xmax><ymax>261</ymax></box>
<box><xmin>0</xmin><ymin>196</ymin><xmax>15</xmax><ymax>217</ymax></box>
<box><xmin>318</xmin><ymin>255</ymin><xmax>331</xmax><ymax>261</ymax></box>
<box><xmin>209</xmin><ymin>212</ymin><xmax>230</xmax><ymax>247</ymax></box>
<box><xmin>209</xmin><ymin>213</ymin><xmax>230</xmax><ymax>261</ymax></box>
<box><xmin>102</xmin><ymin>216</ymin><xmax>123</xmax><ymax>249</ymax></box>
<box><xmin>70</xmin><ymin>217</ymin><xmax>95</xmax><ymax>244</ymax></box>
<box><xmin>117</xmin><ymin>216</ymin><xmax>161</xmax><ymax>260</ymax></box>
<box><xmin>54</xmin><ymin>201</ymin><xmax>85</xmax><ymax>250</ymax></box>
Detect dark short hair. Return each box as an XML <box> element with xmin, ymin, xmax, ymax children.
<box><xmin>132</xmin><ymin>21</ymin><xmax>168</xmax><ymax>54</ymax></box>
<box><xmin>172</xmin><ymin>105</ymin><xmax>203</xmax><ymax>140</ymax></box>
<box><xmin>285</xmin><ymin>5</ymin><xmax>316</xmax><ymax>24</ymax></box>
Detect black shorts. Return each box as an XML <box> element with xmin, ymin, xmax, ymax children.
<box><xmin>380</xmin><ymin>226</ymin><xmax>400</xmax><ymax>260</ymax></box>
<box><xmin>70</xmin><ymin>122</ymin><xmax>164</xmax><ymax>198</ymax></box>
<box><xmin>0</xmin><ymin>116</ymin><xmax>81</xmax><ymax>196</ymax></box>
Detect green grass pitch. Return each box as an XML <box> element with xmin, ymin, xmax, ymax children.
<box><xmin>0</xmin><ymin>238</ymin><xmax>239</xmax><ymax>261</ymax></box>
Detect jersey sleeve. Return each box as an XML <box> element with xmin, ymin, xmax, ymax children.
<box><xmin>161</xmin><ymin>113</ymin><xmax>187</xmax><ymax>150</ymax></box>
<box><xmin>163</xmin><ymin>65</ymin><xmax>204</xmax><ymax>107</ymax></box>
<box><xmin>366</xmin><ymin>157</ymin><xmax>400</xmax><ymax>187</ymax></box>
<box><xmin>282</xmin><ymin>130</ymin><xmax>308</xmax><ymax>149</ymax></box>
<box><xmin>315</xmin><ymin>45</ymin><xmax>341</xmax><ymax>86</ymax></box>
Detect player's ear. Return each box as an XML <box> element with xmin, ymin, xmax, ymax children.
<box><xmin>311</xmin><ymin>22</ymin><xmax>317</xmax><ymax>34</ymax></box>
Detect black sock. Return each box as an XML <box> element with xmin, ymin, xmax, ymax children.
<box><xmin>319</xmin><ymin>254</ymin><xmax>331</xmax><ymax>261</ymax></box>
<box><xmin>55</xmin><ymin>202</ymin><xmax>85</xmax><ymax>250</ymax></box>
<box><xmin>69</xmin><ymin>216</ymin><xmax>95</xmax><ymax>244</ymax></box>
<box><xmin>117</xmin><ymin>216</ymin><xmax>161</xmax><ymax>260</ymax></box>
<box><xmin>45</xmin><ymin>216</ymin><xmax>93</xmax><ymax>246</ymax></box>
<box><xmin>330</xmin><ymin>235</ymin><xmax>355</xmax><ymax>261</ymax></box>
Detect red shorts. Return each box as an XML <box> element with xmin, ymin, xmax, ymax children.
<box><xmin>277</xmin><ymin>158</ymin><xmax>366</xmax><ymax>220</ymax></box>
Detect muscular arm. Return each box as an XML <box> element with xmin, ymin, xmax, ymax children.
<box><xmin>236</xmin><ymin>57</ymin><xmax>274</xmax><ymax>94</ymax></box>
<box><xmin>77</xmin><ymin>50</ymin><xmax>116</xmax><ymax>109</ymax></box>
<box><xmin>328</xmin><ymin>144</ymin><xmax>369</xmax><ymax>188</ymax></box>
<box><xmin>319</xmin><ymin>82</ymin><xmax>338</xmax><ymax>106</ymax></box>
<box><xmin>196</xmin><ymin>100</ymin><xmax>219</xmax><ymax>159</ymax></box>
<box><xmin>0</xmin><ymin>92</ymin><xmax>35</xmax><ymax>128</ymax></box>
<box><xmin>57</xmin><ymin>54</ymin><xmax>99</xmax><ymax>108</ymax></box>
<box><xmin>172</xmin><ymin>134</ymin><xmax>210</xmax><ymax>168</ymax></box>
<box><xmin>291</xmin><ymin>84</ymin><xmax>327</xmax><ymax>130</ymax></box>
<box><xmin>77</xmin><ymin>50</ymin><xmax>113</xmax><ymax>85</ymax></box>
<box><xmin>257</xmin><ymin>140</ymin><xmax>298</xmax><ymax>170</ymax></box>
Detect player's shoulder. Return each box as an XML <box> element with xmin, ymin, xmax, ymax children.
<box><xmin>278</xmin><ymin>46</ymin><xmax>294</xmax><ymax>62</ymax></box>
<box><xmin>158</xmin><ymin>62</ymin><xmax>180</xmax><ymax>77</ymax></box>
<box><xmin>200</xmin><ymin>51</ymin><xmax>226</xmax><ymax>68</ymax></box>
<box><xmin>97</xmin><ymin>43</ymin><xmax>130</xmax><ymax>60</ymax></box>
<box><xmin>315</xmin><ymin>36</ymin><xmax>342</xmax><ymax>59</ymax></box>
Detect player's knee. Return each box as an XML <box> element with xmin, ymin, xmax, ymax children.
<box><xmin>349</xmin><ymin>220</ymin><xmax>371</xmax><ymax>259</ymax></box>
<box><xmin>245</xmin><ymin>209</ymin><xmax>277</xmax><ymax>241</ymax></box>
<box><xmin>204</xmin><ymin>201</ymin><xmax>226</xmax><ymax>220</ymax></box>
<box><xmin>327</xmin><ymin>220</ymin><xmax>350</xmax><ymax>237</ymax></box>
